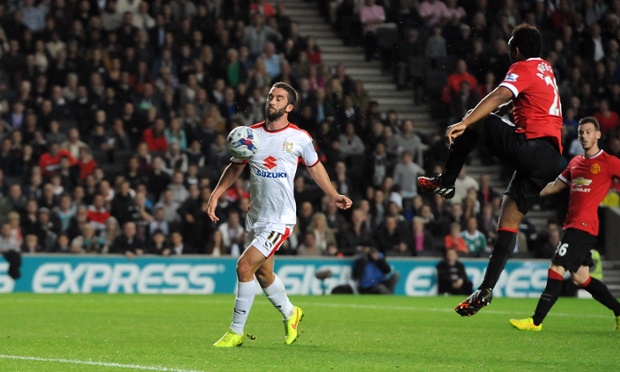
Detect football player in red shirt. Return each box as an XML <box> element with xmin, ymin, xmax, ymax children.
<box><xmin>418</xmin><ymin>24</ymin><xmax>564</xmax><ymax>316</ymax></box>
<box><xmin>510</xmin><ymin>117</ymin><xmax>620</xmax><ymax>331</ymax></box>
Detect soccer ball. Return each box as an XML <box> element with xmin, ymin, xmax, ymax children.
<box><xmin>227</xmin><ymin>126</ymin><xmax>260</xmax><ymax>159</ymax></box>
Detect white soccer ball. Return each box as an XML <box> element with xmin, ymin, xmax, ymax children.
<box><xmin>227</xmin><ymin>126</ymin><xmax>260</xmax><ymax>159</ymax></box>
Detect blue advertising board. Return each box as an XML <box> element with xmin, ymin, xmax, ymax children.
<box><xmin>0</xmin><ymin>255</ymin><xmax>550</xmax><ymax>297</ymax></box>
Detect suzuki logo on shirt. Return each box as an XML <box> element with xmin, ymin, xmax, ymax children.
<box><xmin>257</xmin><ymin>156</ymin><xmax>287</xmax><ymax>178</ymax></box>
<box><xmin>263</xmin><ymin>156</ymin><xmax>277</xmax><ymax>169</ymax></box>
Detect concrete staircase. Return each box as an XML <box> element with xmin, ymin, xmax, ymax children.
<box><xmin>281</xmin><ymin>0</ymin><xmax>438</xmax><ymax>136</ymax></box>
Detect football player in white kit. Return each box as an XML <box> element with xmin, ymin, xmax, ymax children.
<box><xmin>209</xmin><ymin>82</ymin><xmax>352</xmax><ymax>347</ymax></box>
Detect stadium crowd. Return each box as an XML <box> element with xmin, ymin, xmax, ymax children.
<box><xmin>0</xmin><ymin>0</ymin><xmax>618</xmax><ymax>260</ymax></box>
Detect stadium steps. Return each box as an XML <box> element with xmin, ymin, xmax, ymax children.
<box><xmin>602</xmin><ymin>261</ymin><xmax>620</xmax><ymax>297</ymax></box>
<box><xmin>282</xmin><ymin>0</ymin><xmax>437</xmax><ymax>136</ymax></box>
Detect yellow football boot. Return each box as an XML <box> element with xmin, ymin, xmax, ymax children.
<box><xmin>213</xmin><ymin>329</ymin><xmax>244</xmax><ymax>347</ymax></box>
<box><xmin>284</xmin><ymin>306</ymin><xmax>304</xmax><ymax>345</ymax></box>
<box><xmin>509</xmin><ymin>317</ymin><xmax>542</xmax><ymax>331</ymax></box>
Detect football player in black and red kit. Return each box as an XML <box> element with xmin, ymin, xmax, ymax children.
<box><xmin>510</xmin><ymin>117</ymin><xmax>620</xmax><ymax>331</ymax></box>
<box><xmin>418</xmin><ymin>24</ymin><xmax>564</xmax><ymax>316</ymax></box>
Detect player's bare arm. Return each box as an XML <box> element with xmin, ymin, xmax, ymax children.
<box><xmin>539</xmin><ymin>177</ymin><xmax>568</xmax><ymax>197</ymax></box>
<box><xmin>447</xmin><ymin>86</ymin><xmax>514</xmax><ymax>145</ymax></box>
<box><xmin>307</xmin><ymin>161</ymin><xmax>352</xmax><ymax>210</ymax></box>
<box><xmin>206</xmin><ymin>162</ymin><xmax>246</xmax><ymax>222</ymax></box>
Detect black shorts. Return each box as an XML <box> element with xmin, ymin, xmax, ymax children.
<box><xmin>482</xmin><ymin>114</ymin><xmax>562</xmax><ymax>214</ymax></box>
<box><xmin>551</xmin><ymin>228</ymin><xmax>596</xmax><ymax>273</ymax></box>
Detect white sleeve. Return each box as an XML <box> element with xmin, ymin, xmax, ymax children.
<box><xmin>301</xmin><ymin>138</ymin><xmax>319</xmax><ymax>167</ymax></box>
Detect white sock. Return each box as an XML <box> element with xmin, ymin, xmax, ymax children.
<box><xmin>263</xmin><ymin>275</ymin><xmax>295</xmax><ymax>319</ymax></box>
<box><xmin>230</xmin><ymin>279</ymin><xmax>257</xmax><ymax>335</ymax></box>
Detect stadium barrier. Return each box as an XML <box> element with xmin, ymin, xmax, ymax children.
<box><xmin>0</xmin><ymin>255</ymin><xmax>550</xmax><ymax>297</ymax></box>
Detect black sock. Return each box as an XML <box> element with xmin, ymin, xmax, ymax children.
<box><xmin>442</xmin><ymin>128</ymin><xmax>477</xmax><ymax>185</ymax></box>
<box><xmin>532</xmin><ymin>269</ymin><xmax>563</xmax><ymax>325</ymax></box>
<box><xmin>583</xmin><ymin>277</ymin><xmax>620</xmax><ymax>316</ymax></box>
<box><xmin>479</xmin><ymin>228</ymin><xmax>516</xmax><ymax>290</ymax></box>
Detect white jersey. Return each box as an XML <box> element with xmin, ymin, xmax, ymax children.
<box><xmin>231</xmin><ymin>122</ymin><xmax>319</xmax><ymax>225</ymax></box>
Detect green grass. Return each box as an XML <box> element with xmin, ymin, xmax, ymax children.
<box><xmin>0</xmin><ymin>294</ymin><xmax>619</xmax><ymax>371</ymax></box>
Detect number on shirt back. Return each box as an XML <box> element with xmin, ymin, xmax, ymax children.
<box><xmin>544</xmin><ymin>75</ymin><xmax>562</xmax><ymax>116</ymax></box>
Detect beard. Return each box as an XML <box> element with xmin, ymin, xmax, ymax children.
<box><xmin>265</xmin><ymin>105</ymin><xmax>286</xmax><ymax>122</ymax></box>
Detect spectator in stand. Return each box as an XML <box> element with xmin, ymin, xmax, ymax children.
<box><xmin>453</xmin><ymin>166</ymin><xmax>479</xmax><ymax>203</ymax></box>
<box><xmin>169</xmin><ymin>231</ymin><xmax>192</xmax><ymax>255</ymax></box>
<box><xmin>297</xmin><ymin>231</ymin><xmax>322</xmax><ymax>256</ymax></box>
<box><xmin>359</xmin><ymin>0</ymin><xmax>386</xmax><ymax>62</ymax></box>
<box><xmin>411</xmin><ymin>216</ymin><xmax>435</xmax><ymax>254</ymax></box>
<box><xmin>594</xmin><ymin>99</ymin><xmax>620</xmax><ymax>137</ymax></box>
<box><xmin>87</xmin><ymin>194</ymin><xmax>111</xmax><ymax>234</ymax></box>
<box><xmin>353</xmin><ymin>241</ymin><xmax>400</xmax><ymax>294</ymax></box>
<box><xmin>147</xmin><ymin>157</ymin><xmax>172</xmax><ymax>201</ymax></box>
<box><xmin>306</xmin><ymin>36</ymin><xmax>322</xmax><ymax>65</ymax></box>
<box><xmin>110</xmin><ymin>181</ymin><xmax>137</xmax><ymax>227</ymax></box>
<box><xmin>155</xmin><ymin>189</ymin><xmax>180</xmax><ymax>224</ymax></box>
<box><xmin>142</xmin><ymin>117</ymin><xmax>168</xmax><ymax>153</ymax></box>
<box><xmin>376</xmin><ymin>215</ymin><xmax>411</xmax><ymax>256</ymax></box>
<box><xmin>477</xmin><ymin>174</ymin><xmax>499</xmax><ymax>206</ymax></box>
<box><xmin>111</xmin><ymin>221</ymin><xmax>145</xmax><ymax>258</ymax></box>
<box><xmin>419</xmin><ymin>0</ymin><xmax>450</xmax><ymax>29</ymax></box>
<box><xmin>449</xmin><ymin>80</ymin><xmax>480</xmax><ymax>124</ymax></box>
<box><xmin>149</xmin><ymin>206</ymin><xmax>170</xmax><ymax>237</ymax></box>
<box><xmin>0</xmin><ymin>222</ymin><xmax>20</xmax><ymax>252</ymax></box>
<box><xmin>307</xmin><ymin>212</ymin><xmax>337</xmax><ymax>253</ymax></box>
<box><xmin>461</xmin><ymin>216</ymin><xmax>487</xmax><ymax>257</ymax></box>
<box><xmin>38</xmin><ymin>142</ymin><xmax>77</xmax><ymax>179</ymax></box>
<box><xmin>447</xmin><ymin>59</ymin><xmax>478</xmax><ymax>97</ymax></box>
<box><xmin>394</xmin><ymin>118</ymin><xmax>425</xmax><ymax>167</ymax></box>
<box><xmin>338</xmin><ymin>121</ymin><xmax>365</xmax><ymax>160</ymax></box>
<box><xmin>149</xmin><ymin>228</ymin><xmax>171</xmax><ymax>255</ymax></box>
<box><xmin>245</xmin><ymin>13</ymin><xmax>281</xmax><ymax>59</ymax></box>
<box><xmin>444</xmin><ymin>222</ymin><xmax>468</xmax><ymax>254</ymax></box>
<box><xmin>425</xmin><ymin>25</ymin><xmax>447</xmax><ymax>60</ymax></box>
<box><xmin>396</xmin><ymin>29</ymin><xmax>424</xmax><ymax>92</ymax></box>
<box><xmin>167</xmin><ymin>170</ymin><xmax>189</xmax><ymax>204</ymax></box>
<box><xmin>393</xmin><ymin>151</ymin><xmax>425</xmax><ymax>210</ymax></box>
<box><xmin>338</xmin><ymin>208</ymin><xmax>373</xmax><ymax>256</ymax></box>
<box><xmin>436</xmin><ymin>248</ymin><xmax>473</xmax><ymax>295</ymax></box>
<box><xmin>77</xmin><ymin>147</ymin><xmax>97</xmax><ymax>181</ymax></box>
<box><xmin>533</xmin><ymin>220</ymin><xmax>562</xmax><ymax>259</ymax></box>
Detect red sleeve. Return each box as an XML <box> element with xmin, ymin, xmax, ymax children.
<box><xmin>558</xmin><ymin>158</ymin><xmax>575</xmax><ymax>185</ymax></box>
<box><xmin>499</xmin><ymin>62</ymin><xmax>532</xmax><ymax>98</ymax></box>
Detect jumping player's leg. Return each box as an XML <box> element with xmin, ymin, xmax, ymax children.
<box><xmin>418</xmin><ymin>114</ymin><xmax>510</xmax><ymax>198</ymax></box>
<box><xmin>455</xmin><ymin>195</ymin><xmax>523</xmax><ymax>316</ymax></box>
<box><xmin>480</xmin><ymin>195</ymin><xmax>523</xmax><ymax>289</ymax></box>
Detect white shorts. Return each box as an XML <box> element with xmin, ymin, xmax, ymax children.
<box><xmin>245</xmin><ymin>214</ymin><xmax>293</xmax><ymax>258</ymax></box>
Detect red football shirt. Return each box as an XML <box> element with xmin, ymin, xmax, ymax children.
<box><xmin>499</xmin><ymin>58</ymin><xmax>563</xmax><ymax>153</ymax></box>
<box><xmin>558</xmin><ymin>151</ymin><xmax>620</xmax><ymax>235</ymax></box>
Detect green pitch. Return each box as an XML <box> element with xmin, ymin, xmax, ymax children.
<box><xmin>1</xmin><ymin>294</ymin><xmax>619</xmax><ymax>371</ymax></box>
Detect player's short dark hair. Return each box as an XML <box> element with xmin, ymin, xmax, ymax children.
<box><xmin>272</xmin><ymin>82</ymin><xmax>298</xmax><ymax>106</ymax></box>
<box><xmin>510</xmin><ymin>24</ymin><xmax>542</xmax><ymax>58</ymax></box>
<box><xmin>578</xmin><ymin>116</ymin><xmax>600</xmax><ymax>131</ymax></box>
